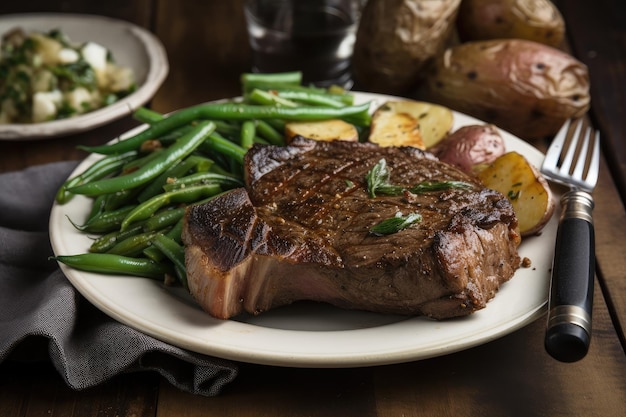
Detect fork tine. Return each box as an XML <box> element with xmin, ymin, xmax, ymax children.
<box><xmin>571</xmin><ymin>121</ymin><xmax>590</xmax><ymax>180</ymax></box>
<box><xmin>587</xmin><ymin>128</ymin><xmax>601</xmax><ymax>189</ymax></box>
<box><xmin>542</xmin><ymin>119</ymin><xmax>571</xmax><ymax>170</ymax></box>
<box><xmin>541</xmin><ymin>118</ymin><xmax>600</xmax><ymax>192</ymax></box>
<box><xmin>560</xmin><ymin>119</ymin><xmax>584</xmax><ymax>175</ymax></box>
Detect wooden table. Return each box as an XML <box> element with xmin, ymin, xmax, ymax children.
<box><xmin>1</xmin><ymin>1</ymin><xmax>625</xmax><ymax>416</ymax></box>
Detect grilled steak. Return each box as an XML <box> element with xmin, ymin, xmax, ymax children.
<box><xmin>182</xmin><ymin>137</ymin><xmax>521</xmax><ymax>320</ymax></box>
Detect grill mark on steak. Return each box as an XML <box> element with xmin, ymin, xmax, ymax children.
<box><xmin>183</xmin><ymin>137</ymin><xmax>521</xmax><ymax>320</ymax></box>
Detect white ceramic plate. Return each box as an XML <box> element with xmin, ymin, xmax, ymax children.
<box><xmin>49</xmin><ymin>92</ymin><xmax>558</xmax><ymax>367</ymax></box>
<box><xmin>0</xmin><ymin>13</ymin><xmax>168</xmax><ymax>140</ymax></box>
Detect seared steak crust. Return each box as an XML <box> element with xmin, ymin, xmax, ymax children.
<box><xmin>183</xmin><ymin>137</ymin><xmax>521</xmax><ymax>320</ymax></box>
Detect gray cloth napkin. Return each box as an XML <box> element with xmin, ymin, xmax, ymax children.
<box><xmin>0</xmin><ymin>161</ymin><xmax>238</xmax><ymax>396</ymax></box>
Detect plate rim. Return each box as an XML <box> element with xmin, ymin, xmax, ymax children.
<box><xmin>0</xmin><ymin>12</ymin><xmax>169</xmax><ymax>140</ymax></box>
<box><xmin>49</xmin><ymin>91</ymin><xmax>557</xmax><ymax>367</ymax></box>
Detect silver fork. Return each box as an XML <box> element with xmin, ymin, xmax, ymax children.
<box><xmin>541</xmin><ymin>118</ymin><xmax>600</xmax><ymax>363</ymax></box>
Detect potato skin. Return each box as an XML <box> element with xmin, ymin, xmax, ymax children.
<box><xmin>432</xmin><ymin>124</ymin><xmax>506</xmax><ymax>174</ymax></box>
<box><xmin>457</xmin><ymin>0</ymin><xmax>565</xmax><ymax>47</ymax></box>
<box><xmin>424</xmin><ymin>39</ymin><xmax>590</xmax><ymax>140</ymax></box>
<box><xmin>352</xmin><ymin>0</ymin><xmax>461</xmax><ymax>94</ymax></box>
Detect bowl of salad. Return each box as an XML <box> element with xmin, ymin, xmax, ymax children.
<box><xmin>0</xmin><ymin>13</ymin><xmax>169</xmax><ymax>140</ymax></box>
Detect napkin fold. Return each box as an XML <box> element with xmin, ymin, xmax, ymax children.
<box><xmin>0</xmin><ymin>161</ymin><xmax>238</xmax><ymax>396</ymax></box>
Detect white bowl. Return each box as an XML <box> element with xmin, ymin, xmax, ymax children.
<box><xmin>0</xmin><ymin>13</ymin><xmax>169</xmax><ymax>140</ymax></box>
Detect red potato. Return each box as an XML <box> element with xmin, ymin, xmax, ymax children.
<box><xmin>423</xmin><ymin>39</ymin><xmax>590</xmax><ymax>140</ymax></box>
<box><xmin>432</xmin><ymin>124</ymin><xmax>506</xmax><ymax>174</ymax></box>
<box><xmin>456</xmin><ymin>0</ymin><xmax>566</xmax><ymax>47</ymax></box>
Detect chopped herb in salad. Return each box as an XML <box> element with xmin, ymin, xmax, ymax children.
<box><xmin>0</xmin><ymin>27</ymin><xmax>136</xmax><ymax>124</ymax></box>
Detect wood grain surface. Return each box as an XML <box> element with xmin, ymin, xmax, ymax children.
<box><xmin>1</xmin><ymin>1</ymin><xmax>625</xmax><ymax>416</ymax></box>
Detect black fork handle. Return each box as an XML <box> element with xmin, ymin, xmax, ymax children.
<box><xmin>545</xmin><ymin>190</ymin><xmax>595</xmax><ymax>362</ymax></box>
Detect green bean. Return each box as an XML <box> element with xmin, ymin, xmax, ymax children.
<box><xmin>142</xmin><ymin>207</ymin><xmax>186</xmax><ymax>232</ymax></box>
<box><xmin>213</xmin><ymin>120</ymin><xmax>243</xmax><ymax>137</ymax></box>
<box><xmin>162</xmin><ymin>172</ymin><xmax>243</xmax><ymax>192</ymax></box>
<box><xmin>143</xmin><ymin>217</ymin><xmax>184</xmax><ymax>262</ymax></box>
<box><xmin>79</xmin><ymin>102</ymin><xmax>371</xmax><ymax>155</ymax></box>
<box><xmin>134</xmin><ymin>107</ymin><xmax>165</xmax><ymax>124</ymax></box>
<box><xmin>241</xmin><ymin>71</ymin><xmax>302</xmax><ymax>90</ymax></box>
<box><xmin>159</xmin><ymin>121</ymin><xmax>239</xmax><ymax>145</ymax></box>
<box><xmin>158</xmin><ymin>120</ymin><xmax>241</xmax><ymax>145</ymax></box>
<box><xmin>240</xmin><ymin>120</ymin><xmax>256</xmax><ymax>149</ymax></box>
<box><xmin>243</xmin><ymin>81</ymin><xmax>327</xmax><ymax>95</ymax></box>
<box><xmin>209</xmin><ymin>162</ymin><xmax>236</xmax><ymax>176</ymax></box>
<box><xmin>70</xmin><ymin>205</ymin><xmax>136</xmax><ymax>233</ymax></box>
<box><xmin>136</xmin><ymin>157</ymin><xmax>197</xmax><ymax>203</ymax></box>
<box><xmin>155</xmin><ymin>123</ymin><xmax>197</xmax><ymax>144</ymax></box>
<box><xmin>75</xmin><ymin>151</ymin><xmax>138</xmax><ymax>179</ymax></box>
<box><xmin>199</xmin><ymin>132</ymin><xmax>247</xmax><ymax>165</ymax></box>
<box><xmin>264</xmin><ymin>118</ymin><xmax>286</xmax><ymax>133</ymax></box>
<box><xmin>142</xmin><ymin>247</ymin><xmax>164</xmax><ymax>263</ymax></box>
<box><xmin>103</xmin><ymin>188</ymin><xmax>142</xmax><ymax>212</ymax></box>
<box><xmin>86</xmin><ymin>194</ymin><xmax>107</xmax><ymax>222</ymax></box>
<box><xmin>241</xmin><ymin>73</ymin><xmax>353</xmax><ymax>105</ymax></box>
<box><xmin>69</xmin><ymin>121</ymin><xmax>216</xmax><ymax>196</ymax></box>
<box><xmin>227</xmin><ymin>157</ymin><xmax>243</xmax><ymax>179</ymax></box>
<box><xmin>273</xmin><ymin>90</ymin><xmax>347</xmax><ymax>108</ymax></box>
<box><xmin>247</xmin><ymin>89</ymin><xmax>298</xmax><ymax>107</ymax></box>
<box><xmin>52</xmin><ymin>254</ymin><xmax>165</xmax><ymax>280</ymax></box>
<box><xmin>151</xmin><ymin>234</ymin><xmax>188</xmax><ymax>288</ymax></box>
<box><xmin>89</xmin><ymin>224</ymin><xmax>145</xmax><ymax>253</ymax></box>
<box><xmin>253</xmin><ymin>136</ymin><xmax>270</xmax><ymax>145</ymax></box>
<box><xmin>78</xmin><ymin>114</ymin><xmax>193</xmax><ymax>155</ymax></box>
<box><xmin>143</xmin><ymin>193</ymin><xmax>220</xmax><ymax>260</ymax></box>
<box><xmin>201</xmin><ymin>101</ymin><xmax>378</xmax><ymax>120</ymax></box>
<box><xmin>106</xmin><ymin>230</ymin><xmax>161</xmax><ymax>257</ymax></box>
<box><xmin>166</xmin><ymin>217</ymin><xmax>184</xmax><ymax>243</ymax></box>
<box><xmin>186</xmin><ymin>154</ymin><xmax>215</xmax><ymax>172</ymax></box>
<box><xmin>254</xmin><ymin>119</ymin><xmax>284</xmax><ymax>146</ymax></box>
<box><xmin>120</xmin><ymin>183</ymin><xmax>222</xmax><ymax>231</ymax></box>
<box><xmin>56</xmin><ymin>151</ymin><xmax>137</xmax><ymax>204</ymax></box>
<box><xmin>122</xmin><ymin>148</ymin><xmax>164</xmax><ymax>172</ymax></box>
<box><xmin>278</xmin><ymin>88</ymin><xmax>353</xmax><ymax>105</ymax></box>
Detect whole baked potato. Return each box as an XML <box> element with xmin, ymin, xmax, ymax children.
<box><xmin>352</xmin><ymin>0</ymin><xmax>461</xmax><ymax>94</ymax></box>
<box><xmin>457</xmin><ymin>0</ymin><xmax>565</xmax><ymax>47</ymax></box>
<box><xmin>422</xmin><ymin>39</ymin><xmax>590</xmax><ymax>140</ymax></box>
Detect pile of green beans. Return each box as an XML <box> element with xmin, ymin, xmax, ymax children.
<box><xmin>52</xmin><ymin>71</ymin><xmax>371</xmax><ymax>287</ymax></box>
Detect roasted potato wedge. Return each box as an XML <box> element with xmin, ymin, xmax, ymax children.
<box><xmin>457</xmin><ymin>0</ymin><xmax>566</xmax><ymax>47</ymax></box>
<box><xmin>369</xmin><ymin>110</ymin><xmax>423</xmax><ymax>149</ymax></box>
<box><xmin>423</xmin><ymin>39</ymin><xmax>590</xmax><ymax>140</ymax></box>
<box><xmin>478</xmin><ymin>151</ymin><xmax>555</xmax><ymax>236</ymax></box>
<box><xmin>284</xmin><ymin>119</ymin><xmax>359</xmax><ymax>143</ymax></box>
<box><xmin>368</xmin><ymin>100</ymin><xmax>454</xmax><ymax>149</ymax></box>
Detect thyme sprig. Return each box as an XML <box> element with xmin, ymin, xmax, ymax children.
<box><xmin>369</xmin><ymin>212</ymin><xmax>423</xmax><ymax>236</ymax></box>
<box><xmin>365</xmin><ymin>158</ymin><xmax>391</xmax><ymax>198</ymax></box>
<box><xmin>366</xmin><ymin>159</ymin><xmax>473</xmax><ymax>197</ymax></box>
